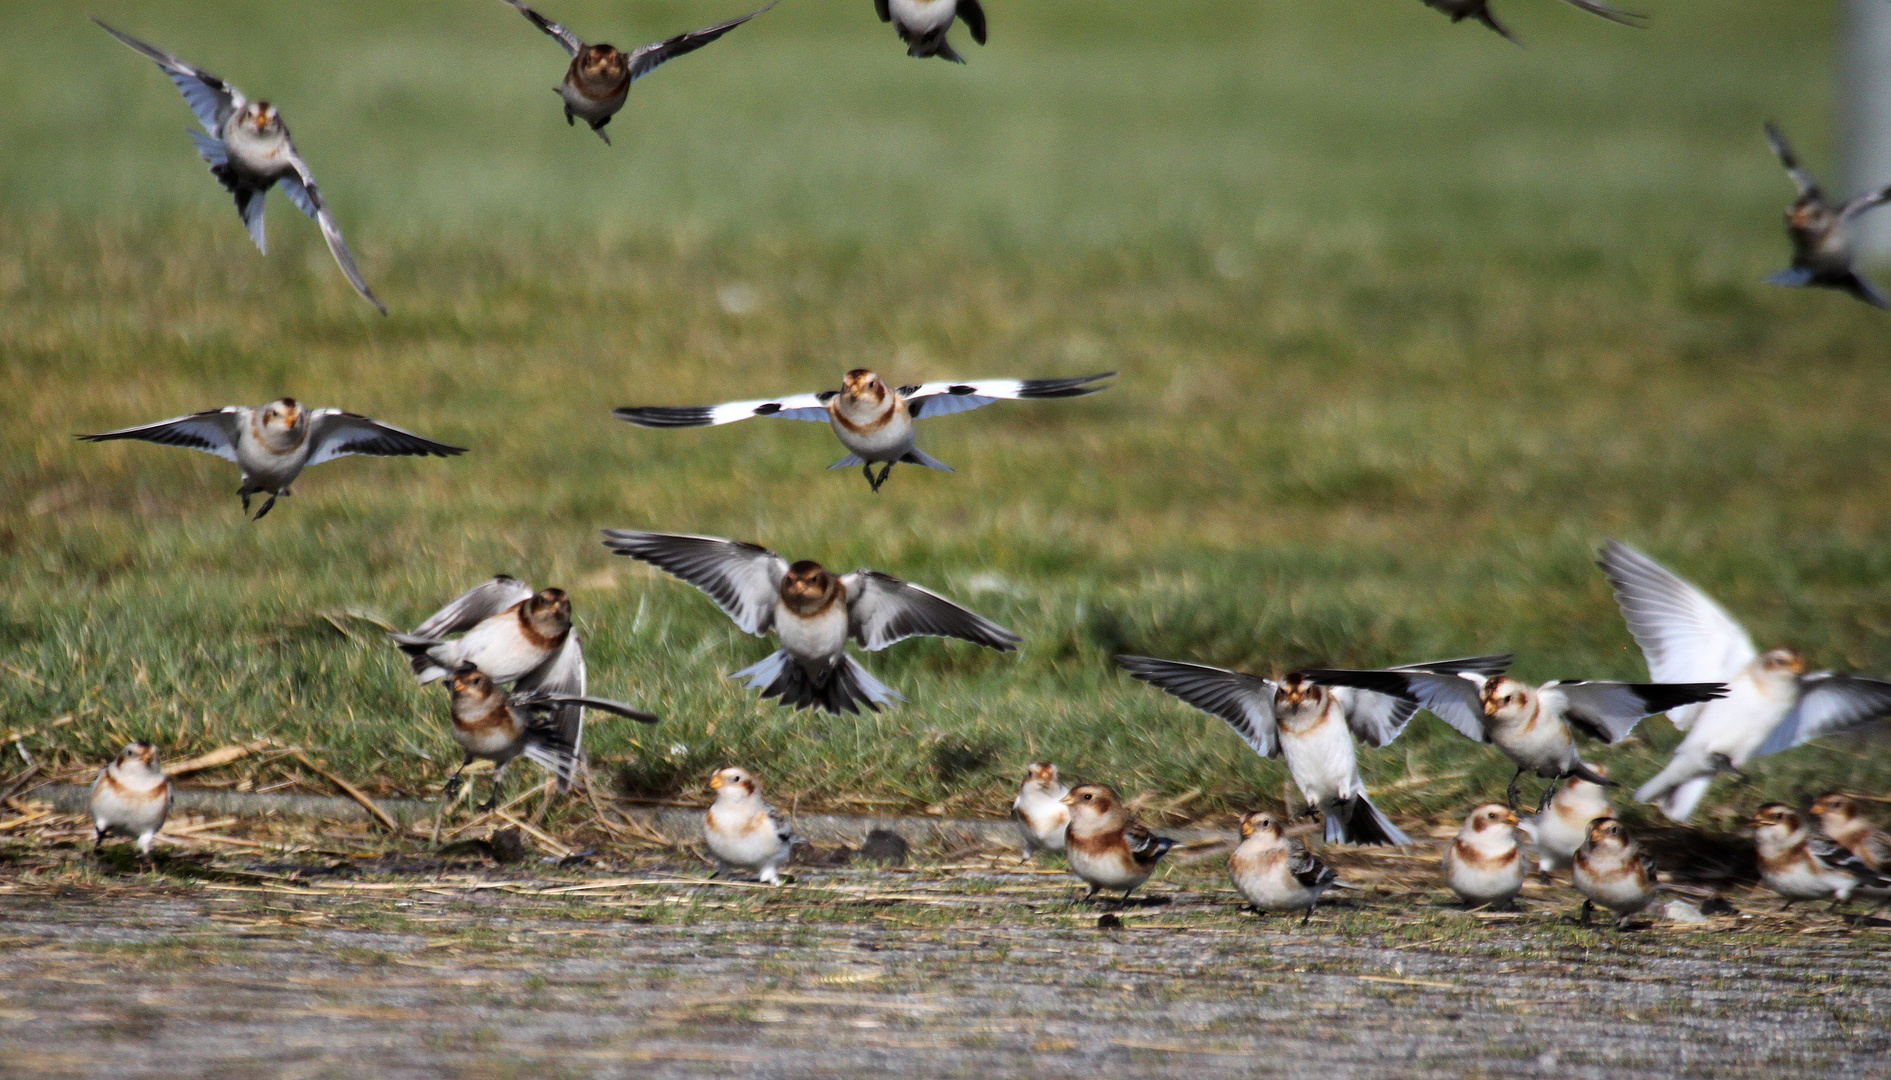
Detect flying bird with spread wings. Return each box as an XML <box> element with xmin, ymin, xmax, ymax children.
<box><xmin>1762</xmin><ymin>122</ymin><xmax>1891</xmax><ymax>307</ymax></box>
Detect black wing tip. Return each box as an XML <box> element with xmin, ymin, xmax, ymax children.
<box><xmin>1016</xmin><ymin>371</ymin><xmax>1116</xmax><ymax>399</ymax></box>
<box><xmin>613</xmin><ymin>406</ymin><xmax>714</xmax><ymax>428</ymax></box>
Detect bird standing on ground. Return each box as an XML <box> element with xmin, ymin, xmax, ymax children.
<box><xmin>602</xmin><ymin>530</ymin><xmax>1019</xmax><ymax>715</ymax></box>
<box><xmin>78</xmin><ymin>399</ymin><xmax>465</xmax><ymax>520</ymax></box>
<box><xmin>442</xmin><ymin>664</ymin><xmax>657</xmax><ymax>810</ymax></box>
<box><xmin>1229</xmin><ymin>811</ymin><xmax>1340</xmax><ymax>925</ymax></box>
<box><xmin>704</xmin><ymin>766</ymin><xmax>801</xmax><ymax>884</ymax></box>
<box><xmin>1118</xmin><ymin>654</ymin><xmax>1513</xmax><ymax>846</ymax></box>
<box><xmin>1519</xmin><ymin>766</ymin><xmax>1612</xmax><ymax>873</ymax></box>
<box><xmin>615</xmin><ymin>369</ymin><xmax>1111</xmax><ymax>492</ymax></box>
<box><xmin>1012</xmin><ymin>761</ymin><xmax>1070</xmax><ymax>855</ymax></box>
<box><xmin>499</xmin><ymin>0</ymin><xmax>774</xmax><ymax>144</ymax></box>
<box><xmin>874</xmin><ymin>0</ymin><xmax>986</xmax><ymax>63</ymax></box>
<box><xmin>1572</xmin><ymin>817</ymin><xmax>1660</xmax><ymax>927</ymax></box>
<box><xmin>93</xmin><ymin>19</ymin><xmax>388</xmax><ymax>312</ymax></box>
<box><xmin>1808</xmin><ymin>792</ymin><xmax>1891</xmax><ymax>872</ymax></box>
<box><xmin>1302</xmin><ymin>663</ymin><xmax>1724</xmax><ymax>813</ymax></box>
<box><xmin>89</xmin><ymin>742</ymin><xmax>172</xmax><ymax>859</ymax></box>
<box><xmin>1418</xmin><ymin>0</ymin><xmax>1643</xmax><ymax>44</ymax></box>
<box><xmin>1751</xmin><ymin>802</ymin><xmax>1891</xmax><ymax>913</ymax></box>
<box><xmin>1443</xmin><ymin>804</ymin><xmax>1526</xmax><ymax>910</ymax></box>
<box><xmin>1061</xmin><ymin>783</ymin><xmax>1175</xmax><ymax>905</ymax></box>
<box><xmin>1598</xmin><ymin>540</ymin><xmax>1891</xmax><ymax>823</ymax></box>
<box><xmin>1762</xmin><ymin>122</ymin><xmax>1891</xmax><ymax>308</ymax></box>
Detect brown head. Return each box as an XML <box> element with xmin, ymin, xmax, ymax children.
<box><xmin>1787</xmin><ymin>199</ymin><xmax>1831</xmax><ymax>232</ymax></box>
<box><xmin>1479</xmin><ymin>676</ymin><xmax>1531</xmax><ymax>720</ymax></box>
<box><xmin>1759</xmin><ymin>647</ymin><xmax>1806</xmax><ymax>678</ymax></box>
<box><xmin>778</xmin><ymin>560</ymin><xmax>839</xmax><ymax>616</ymax></box>
<box><xmin>240</xmin><ymin>101</ymin><xmax>282</xmax><ymax>136</ymax></box>
<box><xmin>1809</xmin><ymin>792</ymin><xmax>1860</xmax><ymax>825</ymax></box>
<box><xmin>1584</xmin><ymin>816</ymin><xmax>1632</xmax><ymax>851</ymax></box>
<box><xmin>1273</xmin><ymin>673</ymin><xmax>1328</xmax><ymax>714</ymax></box>
<box><xmin>1751</xmin><ymin>802</ymin><xmax>1803</xmax><ymax>834</ymax></box>
<box><xmin>1060</xmin><ymin>782</ymin><xmax>1120</xmax><ymax>823</ymax></box>
<box><xmin>1466</xmin><ymin>803</ymin><xmax>1519</xmax><ymax>835</ymax></box>
<box><xmin>578</xmin><ymin>43</ymin><xmax>629</xmax><ymax>81</ymax></box>
<box><xmin>520</xmin><ymin>588</ymin><xmax>572</xmax><ymax>641</ymax></box>
<box><xmin>117</xmin><ymin>741</ymin><xmax>161</xmax><ymax>770</ymax></box>
<box><xmin>1239</xmin><ymin>811</ymin><xmax>1285</xmax><ymax>841</ymax></box>
<box><xmin>709</xmin><ymin>766</ymin><xmax>758</xmax><ymax>799</ymax></box>
<box><xmin>1024</xmin><ymin>761</ymin><xmax>1060</xmax><ymax>787</ymax></box>
<box><xmin>841</xmin><ymin>369</ymin><xmax>888</xmax><ymax>405</ymax></box>
<box><xmin>447</xmin><ymin>664</ymin><xmax>503</xmax><ymax>712</ymax></box>
<box><xmin>259</xmin><ymin>397</ymin><xmax>306</xmax><ymax>432</ymax></box>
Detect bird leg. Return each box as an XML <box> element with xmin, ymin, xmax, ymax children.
<box><xmin>1708</xmin><ymin>753</ymin><xmax>1750</xmax><ymax>784</ymax></box>
<box><xmin>477</xmin><ymin>762</ymin><xmax>508</xmax><ymax>814</ymax></box>
<box><xmin>1578</xmin><ymin>899</ymin><xmax>1594</xmax><ymax>926</ymax></box>
<box><xmin>442</xmin><ymin>756</ymin><xmax>472</xmax><ymax>800</ymax></box>
<box><xmin>1535</xmin><ymin>777</ymin><xmax>1560</xmax><ymax>817</ymax></box>
<box><xmin>93</xmin><ymin>827</ymin><xmax>106</xmax><ymax>852</ymax></box>
<box><xmin>1777</xmin><ymin>899</ymin><xmax>1796</xmax><ymax>913</ymax></box>
<box><xmin>1504</xmin><ymin>768</ymin><xmax>1527</xmax><ymax>812</ymax></box>
<box><xmin>1300</xmin><ymin>903</ymin><xmax>1316</xmax><ymax>927</ymax></box>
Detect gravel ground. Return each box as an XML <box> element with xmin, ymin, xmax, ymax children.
<box><xmin>1</xmin><ymin>853</ymin><xmax>1885</xmax><ymax>1080</ymax></box>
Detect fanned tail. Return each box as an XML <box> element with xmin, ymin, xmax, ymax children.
<box><xmin>1324</xmin><ymin>794</ymin><xmax>1411</xmax><ymax>847</ymax></box>
<box><xmin>730</xmin><ymin>651</ymin><xmax>904</xmax><ymax>715</ymax></box>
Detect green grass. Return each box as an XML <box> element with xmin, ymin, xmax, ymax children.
<box><xmin>3</xmin><ymin>0</ymin><xmax>1889</xmax><ymax>829</ymax></box>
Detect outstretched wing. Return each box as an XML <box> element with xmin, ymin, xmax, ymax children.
<box><xmin>1542</xmin><ymin>681</ymin><xmax>1727</xmax><ymax>744</ymax></box>
<box><xmin>626</xmin><ymin>3</ymin><xmax>776</xmax><ymax>83</ymax></box>
<box><xmin>93</xmin><ymin>18</ymin><xmax>240</xmax><ymax>134</ymax></box>
<box><xmin>1842</xmin><ymin>184</ymin><xmax>1891</xmax><ymax>222</ymax></box>
<box><xmin>902</xmin><ymin>372</ymin><xmax>1114</xmax><ymax>420</ymax></box>
<box><xmin>1755</xmin><ymin>674</ymin><xmax>1891</xmax><ymax>756</ymax></box>
<box><xmin>840</xmin><ymin>570</ymin><xmax>1020</xmax><ymax>652</ymax></box>
<box><xmin>1115</xmin><ymin>655</ymin><xmax>1280</xmax><ymax>759</ymax></box>
<box><xmin>874</xmin><ymin>0</ymin><xmax>892</xmax><ymax>23</ymax></box>
<box><xmin>1301</xmin><ymin>668</ymin><xmax>1489</xmax><ymax>743</ymax></box>
<box><xmin>1764</xmin><ymin>122</ymin><xmax>1824</xmax><ymax>202</ymax></box>
<box><xmin>613</xmin><ymin>390</ymin><xmax>834</xmax><ymax>428</ymax></box>
<box><xmin>305</xmin><ymin>410</ymin><xmax>464</xmax><ymax>465</ymax></box>
<box><xmin>1596</xmin><ymin>540</ymin><xmax>1758</xmax><ymax>729</ymax></box>
<box><xmin>501</xmin><ymin>0</ymin><xmax>584</xmax><ymax>56</ymax></box>
<box><xmin>513</xmin><ymin>690</ymin><xmax>659</xmax><ymax>724</ymax></box>
<box><xmin>77</xmin><ymin>407</ymin><xmax>243</xmax><ymax>462</ymax></box>
<box><xmin>277</xmin><ymin>152</ymin><xmax>387</xmax><ymax>314</ymax></box>
<box><xmin>1557</xmin><ymin>0</ymin><xmax>1647</xmax><ymax>28</ymax></box>
<box><xmin>411</xmin><ymin>577</ymin><xmax>536</xmax><ymax>640</ymax></box>
<box><xmin>957</xmin><ymin>0</ymin><xmax>988</xmax><ymax>44</ymax></box>
<box><xmin>601</xmin><ymin>530</ymin><xmax>788</xmax><ymax>636</ymax></box>
<box><xmin>1343</xmin><ymin>654</ymin><xmax>1514</xmax><ymax>747</ymax></box>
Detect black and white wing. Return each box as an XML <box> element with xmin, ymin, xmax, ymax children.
<box><xmin>306</xmin><ymin>410</ymin><xmax>464</xmax><ymax>465</ymax></box>
<box><xmin>501</xmin><ymin>0</ymin><xmax>584</xmax><ymax>56</ymax></box>
<box><xmin>1342</xmin><ymin>654</ymin><xmax>1513</xmax><ymax>747</ymax></box>
<box><xmin>767</xmin><ymin>803</ymin><xmax>801</xmax><ymax>847</ymax></box>
<box><xmin>901</xmin><ymin>372</ymin><xmax>1113</xmax><ymax>420</ymax></box>
<box><xmin>1288</xmin><ymin>848</ymin><xmax>1337</xmax><ymax>891</ymax></box>
<box><xmin>1541</xmin><ymin>681</ymin><xmax>1728</xmax><ymax>744</ymax></box>
<box><xmin>1755</xmin><ymin>674</ymin><xmax>1891</xmax><ymax>756</ymax></box>
<box><xmin>626</xmin><ymin>3</ymin><xmax>775</xmax><ymax>83</ymax></box>
<box><xmin>93</xmin><ymin>19</ymin><xmax>240</xmax><ymax>134</ymax></box>
<box><xmin>1809</xmin><ymin>833</ymin><xmax>1891</xmax><ymax>887</ymax></box>
<box><xmin>1764</xmin><ymin>122</ymin><xmax>1824</xmax><ymax>202</ymax></box>
<box><xmin>840</xmin><ymin>571</ymin><xmax>1020</xmax><ymax>652</ymax></box>
<box><xmin>1300</xmin><ymin>668</ymin><xmax>1489</xmax><ymax>743</ymax></box>
<box><xmin>601</xmin><ymin>530</ymin><xmax>788</xmax><ymax>636</ymax></box>
<box><xmin>1842</xmin><ymin>184</ymin><xmax>1891</xmax><ymax>222</ymax></box>
<box><xmin>277</xmin><ymin>151</ymin><xmax>387</xmax><ymax>314</ymax></box>
<box><xmin>410</xmin><ymin>577</ymin><xmax>537</xmax><ymax>641</ymax></box>
<box><xmin>1597</xmin><ymin>540</ymin><xmax>1758</xmax><ymax>730</ymax></box>
<box><xmin>77</xmin><ymin>407</ymin><xmax>243</xmax><ymax>462</ymax></box>
<box><xmin>512</xmin><ymin>689</ymin><xmax>659</xmax><ymax>724</ymax></box>
<box><xmin>614</xmin><ymin>389</ymin><xmax>834</xmax><ymax>428</ymax></box>
<box><xmin>957</xmin><ymin>0</ymin><xmax>988</xmax><ymax>44</ymax></box>
<box><xmin>1115</xmin><ymin>656</ymin><xmax>1280</xmax><ymax>759</ymax></box>
<box><xmin>1557</xmin><ymin>0</ymin><xmax>1647</xmax><ymax>28</ymax></box>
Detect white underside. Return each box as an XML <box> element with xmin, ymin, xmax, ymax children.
<box><xmin>1065</xmin><ymin>844</ymin><xmax>1149</xmax><ymax>891</ymax></box>
<box><xmin>889</xmin><ymin>0</ymin><xmax>957</xmax><ymax>33</ymax></box>
<box><xmin>776</xmin><ymin>602</ymin><xmax>850</xmax><ymax>667</ymax></box>
<box><xmin>1277</xmin><ymin>709</ymin><xmax>1363</xmax><ymax>807</ymax></box>
<box><xmin>1444</xmin><ymin>844</ymin><xmax>1524</xmax><ymax>905</ymax></box>
<box><xmin>705</xmin><ymin>800</ymin><xmax>789</xmax><ymax>880</ymax></box>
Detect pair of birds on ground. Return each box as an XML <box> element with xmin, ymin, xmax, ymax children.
<box><xmin>79</xmin><ymin>370</ymin><xmax>1110</xmax><ymax>519</ymax></box>
<box><xmin>1119</xmin><ymin>539</ymin><xmax>1891</xmax><ymax>846</ymax></box>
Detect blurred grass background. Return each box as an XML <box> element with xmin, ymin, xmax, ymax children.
<box><xmin>4</xmin><ymin>0</ymin><xmax>1889</xmax><ymax>831</ymax></box>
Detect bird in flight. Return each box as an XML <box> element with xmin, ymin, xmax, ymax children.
<box><xmin>1762</xmin><ymin>122</ymin><xmax>1891</xmax><ymax>308</ymax></box>
<box><xmin>1418</xmin><ymin>0</ymin><xmax>1643</xmax><ymax>45</ymax></box>
<box><xmin>874</xmin><ymin>0</ymin><xmax>986</xmax><ymax>64</ymax></box>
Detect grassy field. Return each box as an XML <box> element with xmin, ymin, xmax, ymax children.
<box><xmin>4</xmin><ymin>0</ymin><xmax>1890</xmax><ymax>830</ymax></box>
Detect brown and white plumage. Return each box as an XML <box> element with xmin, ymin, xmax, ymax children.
<box><xmin>1443</xmin><ymin>804</ymin><xmax>1525</xmax><ymax>910</ymax></box>
<box><xmin>704</xmin><ymin>766</ymin><xmax>801</xmax><ymax>884</ymax></box>
<box><xmin>1060</xmin><ymin>783</ymin><xmax>1175</xmax><ymax>904</ymax></box>
<box><xmin>602</xmin><ymin>530</ymin><xmax>1019</xmax><ymax>715</ymax></box>
<box><xmin>1012</xmin><ymin>761</ymin><xmax>1070</xmax><ymax>855</ymax></box>
<box><xmin>1572</xmin><ymin>817</ymin><xmax>1660</xmax><ymax>927</ymax></box>
<box><xmin>501</xmin><ymin>0</ymin><xmax>774</xmax><ymax>145</ymax></box>
<box><xmin>89</xmin><ymin>742</ymin><xmax>172</xmax><ymax>857</ymax></box>
<box><xmin>1752</xmin><ymin>802</ymin><xmax>1891</xmax><ymax>911</ymax></box>
<box><xmin>1520</xmin><ymin>766</ymin><xmax>1613</xmax><ymax>873</ymax></box>
<box><xmin>93</xmin><ymin>19</ymin><xmax>387</xmax><ymax>312</ymax></box>
<box><xmin>1809</xmin><ymin>792</ymin><xmax>1891</xmax><ymax>873</ymax></box>
<box><xmin>1763</xmin><ymin>122</ymin><xmax>1891</xmax><ymax>308</ymax></box>
<box><xmin>442</xmin><ymin>664</ymin><xmax>656</xmax><ymax>808</ymax></box>
<box><xmin>1417</xmin><ymin>0</ymin><xmax>1644</xmax><ymax>45</ymax></box>
<box><xmin>78</xmin><ymin>398</ymin><xmax>464</xmax><ymax>519</ymax></box>
<box><xmin>874</xmin><ymin>0</ymin><xmax>987</xmax><ymax>64</ymax></box>
<box><xmin>1229</xmin><ymin>811</ymin><xmax>1340</xmax><ymax>924</ymax></box>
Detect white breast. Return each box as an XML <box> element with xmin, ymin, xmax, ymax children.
<box><xmin>449</xmin><ymin>619</ymin><xmax>547</xmax><ymax>684</ymax></box>
<box><xmin>1276</xmin><ymin>704</ymin><xmax>1361</xmax><ymax>806</ymax></box>
<box><xmin>1066</xmin><ymin>844</ymin><xmax>1149</xmax><ymax>890</ymax></box>
<box><xmin>1681</xmin><ymin>666</ymin><xmax>1797</xmax><ymax>766</ymax></box>
<box><xmin>705</xmin><ymin>802</ymin><xmax>785</xmax><ymax>868</ymax></box>
<box><xmin>234</xmin><ymin>425</ymin><xmax>311</xmax><ymax>489</ymax></box>
<box><xmin>888</xmin><ymin>0</ymin><xmax>957</xmax><ymax>33</ymax></box>
<box><xmin>220</xmin><ymin>122</ymin><xmax>293</xmax><ymax>179</ymax></box>
<box><xmin>775</xmin><ymin>601</ymin><xmax>849</xmax><ymax>665</ymax></box>
<box><xmin>1014</xmin><ymin>789</ymin><xmax>1070</xmax><ymax>850</ymax></box>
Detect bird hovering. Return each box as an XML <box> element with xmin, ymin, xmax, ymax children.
<box><xmin>1599</xmin><ymin>540</ymin><xmax>1891</xmax><ymax>823</ymax></box>
<box><xmin>93</xmin><ymin>19</ymin><xmax>387</xmax><ymax>312</ymax></box>
<box><xmin>1762</xmin><ymin>122</ymin><xmax>1891</xmax><ymax>307</ymax></box>
<box><xmin>442</xmin><ymin>663</ymin><xmax>657</xmax><ymax>809</ymax></box>
<box><xmin>499</xmin><ymin>0</ymin><xmax>774</xmax><ymax>144</ymax></box>
<box><xmin>616</xmin><ymin>369</ymin><xmax>1112</xmax><ymax>492</ymax></box>
<box><xmin>78</xmin><ymin>399</ymin><xmax>464</xmax><ymax>519</ymax></box>
<box><xmin>1418</xmin><ymin>0</ymin><xmax>1644</xmax><ymax>44</ymax></box>
<box><xmin>875</xmin><ymin>0</ymin><xmax>986</xmax><ymax>64</ymax></box>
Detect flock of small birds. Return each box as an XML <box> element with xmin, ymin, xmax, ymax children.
<box><xmin>70</xmin><ymin>1</ymin><xmax>1891</xmax><ymax>932</ymax></box>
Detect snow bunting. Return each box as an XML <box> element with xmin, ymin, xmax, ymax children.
<box><xmin>89</xmin><ymin>741</ymin><xmax>172</xmax><ymax>858</ymax></box>
<box><xmin>1443</xmin><ymin>804</ymin><xmax>1525</xmax><ymax>910</ymax></box>
<box><xmin>443</xmin><ymin>664</ymin><xmax>657</xmax><ymax>808</ymax></box>
<box><xmin>78</xmin><ymin>398</ymin><xmax>464</xmax><ymax>520</ymax></box>
<box><xmin>1302</xmin><ymin>664</ymin><xmax>1724</xmax><ymax>812</ymax></box>
<box><xmin>1808</xmin><ymin>792</ymin><xmax>1891</xmax><ymax>872</ymax></box>
<box><xmin>393</xmin><ymin>577</ymin><xmax>591</xmax><ymax>785</ymax></box>
<box><xmin>615</xmin><ymin>369</ymin><xmax>1111</xmax><ymax>492</ymax></box>
<box><xmin>1572</xmin><ymin>817</ymin><xmax>1660</xmax><ymax>927</ymax></box>
<box><xmin>1599</xmin><ymin>540</ymin><xmax>1891</xmax><ymax>822</ymax></box>
<box><xmin>1117</xmin><ymin>653</ymin><xmax>1512</xmax><ymax>846</ymax></box>
<box><xmin>1061</xmin><ymin>783</ymin><xmax>1175</xmax><ymax>904</ymax></box>
<box><xmin>601</xmin><ymin>530</ymin><xmax>1019</xmax><ymax>715</ymax></box>
<box><xmin>1762</xmin><ymin>122</ymin><xmax>1891</xmax><ymax>307</ymax></box>
<box><xmin>874</xmin><ymin>0</ymin><xmax>986</xmax><ymax>64</ymax></box>
<box><xmin>1012</xmin><ymin>761</ymin><xmax>1070</xmax><ymax>855</ymax></box>
<box><xmin>500</xmin><ymin>0</ymin><xmax>773</xmax><ymax>145</ymax></box>
<box><xmin>704</xmin><ymin>766</ymin><xmax>801</xmax><ymax>884</ymax></box>
<box><xmin>93</xmin><ymin>19</ymin><xmax>387</xmax><ymax>312</ymax></box>
<box><xmin>1752</xmin><ymin>802</ymin><xmax>1891</xmax><ymax>912</ymax></box>
<box><xmin>1520</xmin><ymin>766</ymin><xmax>1612</xmax><ymax>873</ymax></box>
<box><xmin>1229</xmin><ymin>811</ymin><xmax>1339</xmax><ymax>925</ymax></box>
<box><xmin>1417</xmin><ymin>0</ymin><xmax>1643</xmax><ymax>44</ymax></box>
